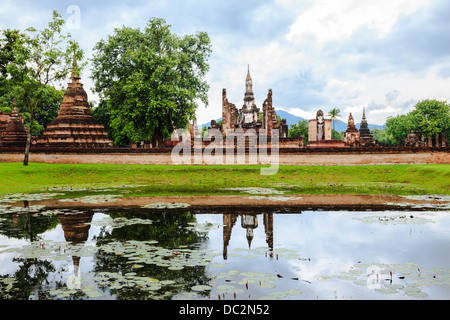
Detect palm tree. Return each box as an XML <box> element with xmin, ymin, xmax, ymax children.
<box><xmin>327</xmin><ymin>108</ymin><xmax>341</xmax><ymax>139</ymax></box>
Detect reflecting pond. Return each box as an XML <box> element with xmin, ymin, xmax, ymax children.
<box><xmin>1</xmin><ymin>205</ymin><xmax>450</xmax><ymax>300</ymax></box>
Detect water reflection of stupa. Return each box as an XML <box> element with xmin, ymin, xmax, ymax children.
<box><xmin>57</xmin><ymin>212</ymin><xmax>94</xmax><ymax>281</ymax></box>
<box><xmin>241</xmin><ymin>214</ymin><xmax>258</xmax><ymax>248</ymax></box>
<box><xmin>222</xmin><ymin>213</ymin><xmax>273</xmax><ymax>259</ymax></box>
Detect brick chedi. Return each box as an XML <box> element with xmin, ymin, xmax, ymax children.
<box><xmin>37</xmin><ymin>68</ymin><xmax>113</xmax><ymax>148</ymax></box>
<box><xmin>344</xmin><ymin>112</ymin><xmax>360</xmax><ymax>147</ymax></box>
<box><xmin>1</xmin><ymin>107</ymin><xmax>27</xmax><ymax>147</ymax></box>
<box><xmin>358</xmin><ymin>107</ymin><xmax>374</xmax><ymax>145</ymax></box>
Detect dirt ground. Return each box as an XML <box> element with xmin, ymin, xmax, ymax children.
<box><xmin>24</xmin><ymin>193</ymin><xmax>449</xmax><ymax>211</ymax></box>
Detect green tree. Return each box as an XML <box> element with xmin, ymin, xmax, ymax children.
<box><xmin>385</xmin><ymin>114</ymin><xmax>413</xmax><ymax>145</ymax></box>
<box><xmin>0</xmin><ymin>29</ymin><xmax>25</xmax><ymax>111</ymax></box>
<box><xmin>327</xmin><ymin>107</ymin><xmax>341</xmax><ymax>137</ymax></box>
<box><xmin>91</xmin><ymin>18</ymin><xmax>211</xmax><ymax>147</ymax></box>
<box><xmin>6</xmin><ymin>11</ymin><xmax>84</xmax><ymax>165</ymax></box>
<box><xmin>289</xmin><ymin>119</ymin><xmax>308</xmax><ymax>145</ymax></box>
<box><xmin>1</xmin><ymin>29</ymin><xmax>64</xmax><ymax>136</ymax></box>
<box><xmin>410</xmin><ymin>99</ymin><xmax>450</xmax><ymax>139</ymax></box>
<box><xmin>371</xmin><ymin>128</ymin><xmax>394</xmax><ymax>145</ymax></box>
<box><xmin>92</xmin><ymin>100</ymin><xmax>111</xmax><ymax>135</ymax></box>
<box><xmin>385</xmin><ymin>99</ymin><xmax>450</xmax><ymax>145</ymax></box>
<box><xmin>332</xmin><ymin>129</ymin><xmax>344</xmax><ymax>141</ymax></box>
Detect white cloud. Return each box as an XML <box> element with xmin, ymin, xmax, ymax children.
<box><xmin>281</xmin><ymin>107</ymin><xmax>316</xmax><ymax>121</ymax></box>
<box><xmin>286</xmin><ymin>0</ymin><xmax>428</xmax><ymax>45</ymax></box>
<box><xmin>2</xmin><ymin>0</ymin><xmax>449</xmax><ymax>128</ymax></box>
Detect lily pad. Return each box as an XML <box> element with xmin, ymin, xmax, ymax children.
<box><xmin>375</xmin><ymin>287</ymin><xmax>397</xmax><ymax>295</ymax></box>
<box><xmin>191</xmin><ymin>285</ymin><xmax>212</xmax><ymax>292</ymax></box>
<box><xmin>353</xmin><ymin>213</ymin><xmax>435</xmax><ymax>225</ymax></box>
<box><xmin>60</xmin><ymin>194</ymin><xmax>122</xmax><ymax>204</ymax></box>
<box><xmin>142</xmin><ymin>202</ymin><xmax>190</xmax><ymax>209</ymax></box>
<box><xmin>405</xmin><ymin>289</ymin><xmax>428</xmax><ymax>298</ymax></box>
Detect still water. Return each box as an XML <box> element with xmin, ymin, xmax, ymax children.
<box><xmin>1</xmin><ymin>206</ymin><xmax>449</xmax><ymax>300</ymax></box>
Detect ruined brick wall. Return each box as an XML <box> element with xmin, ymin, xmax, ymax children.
<box><xmin>221</xmin><ymin>89</ymin><xmax>238</xmax><ymax>134</ymax></box>
<box><xmin>308</xmin><ymin>120</ymin><xmax>317</xmax><ymax>142</ymax></box>
<box><xmin>262</xmin><ymin>89</ymin><xmax>279</xmax><ymax>135</ymax></box>
<box><xmin>324</xmin><ymin>120</ymin><xmax>332</xmax><ymax>140</ymax></box>
<box><xmin>0</xmin><ymin>149</ymin><xmax>448</xmax><ymax>165</ymax></box>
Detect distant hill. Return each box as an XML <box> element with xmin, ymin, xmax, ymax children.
<box><xmin>201</xmin><ymin>109</ymin><xmax>384</xmax><ymax>133</ymax></box>
<box><xmin>273</xmin><ymin>110</ymin><xmax>306</xmax><ymax>127</ymax></box>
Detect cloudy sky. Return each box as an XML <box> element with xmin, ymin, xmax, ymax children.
<box><xmin>1</xmin><ymin>0</ymin><xmax>450</xmax><ymax>126</ymax></box>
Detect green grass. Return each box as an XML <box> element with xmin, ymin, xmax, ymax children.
<box><xmin>0</xmin><ymin>162</ymin><xmax>448</xmax><ymax>197</ymax></box>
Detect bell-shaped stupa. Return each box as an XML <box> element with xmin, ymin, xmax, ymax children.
<box><xmin>37</xmin><ymin>54</ymin><xmax>113</xmax><ymax>148</ymax></box>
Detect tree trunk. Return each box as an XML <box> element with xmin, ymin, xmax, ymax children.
<box><xmin>23</xmin><ymin>131</ymin><xmax>31</xmax><ymax>166</ymax></box>
<box><xmin>23</xmin><ymin>106</ymin><xmax>36</xmax><ymax>166</ymax></box>
<box><xmin>151</xmin><ymin>132</ymin><xmax>164</xmax><ymax>148</ymax></box>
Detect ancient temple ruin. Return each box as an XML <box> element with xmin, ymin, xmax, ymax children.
<box><xmin>308</xmin><ymin>110</ymin><xmax>331</xmax><ymax>142</ymax></box>
<box><xmin>0</xmin><ymin>111</ymin><xmax>11</xmax><ymax>135</ymax></box>
<box><xmin>359</xmin><ymin>107</ymin><xmax>375</xmax><ymax>146</ymax></box>
<box><xmin>222</xmin><ymin>213</ymin><xmax>273</xmax><ymax>259</ymax></box>
<box><xmin>37</xmin><ymin>60</ymin><xmax>113</xmax><ymax>149</ymax></box>
<box><xmin>344</xmin><ymin>113</ymin><xmax>360</xmax><ymax>147</ymax></box>
<box><xmin>214</xmin><ymin>66</ymin><xmax>288</xmax><ymax>138</ymax></box>
<box><xmin>0</xmin><ymin>107</ymin><xmax>28</xmax><ymax>147</ymax></box>
<box><xmin>308</xmin><ymin>110</ymin><xmax>345</xmax><ymax>147</ymax></box>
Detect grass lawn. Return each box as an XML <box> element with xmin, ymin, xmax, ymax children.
<box><xmin>0</xmin><ymin>162</ymin><xmax>448</xmax><ymax>197</ymax></box>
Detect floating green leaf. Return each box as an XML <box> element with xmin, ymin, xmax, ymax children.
<box><xmin>191</xmin><ymin>285</ymin><xmax>212</xmax><ymax>291</ymax></box>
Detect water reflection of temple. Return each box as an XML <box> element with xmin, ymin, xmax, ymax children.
<box><xmin>57</xmin><ymin>212</ymin><xmax>94</xmax><ymax>281</ymax></box>
<box><xmin>222</xmin><ymin>213</ymin><xmax>273</xmax><ymax>259</ymax></box>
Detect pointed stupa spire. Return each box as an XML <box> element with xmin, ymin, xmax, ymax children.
<box><xmin>71</xmin><ymin>50</ymin><xmax>80</xmax><ymax>83</ymax></box>
<box><xmin>348</xmin><ymin>112</ymin><xmax>355</xmax><ymax>127</ymax></box>
<box><xmin>359</xmin><ymin>106</ymin><xmax>373</xmax><ymax>141</ymax></box>
<box><xmin>247</xmin><ymin>230</ymin><xmax>253</xmax><ymax>249</ymax></box>
<box><xmin>243</xmin><ymin>65</ymin><xmax>256</xmax><ymax>108</ymax></box>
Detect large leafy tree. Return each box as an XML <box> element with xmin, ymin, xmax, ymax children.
<box><xmin>6</xmin><ymin>10</ymin><xmax>84</xmax><ymax>165</ymax></box>
<box><xmin>1</xmin><ymin>29</ymin><xmax>64</xmax><ymax>134</ymax></box>
<box><xmin>409</xmin><ymin>99</ymin><xmax>450</xmax><ymax>139</ymax></box>
<box><xmin>385</xmin><ymin>99</ymin><xmax>450</xmax><ymax>145</ymax></box>
<box><xmin>0</xmin><ymin>29</ymin><xmax>25</xmax><ymax>112</ymax></box>
<box><xmin>385</xmin><ymin>114</ymin><xmax>414</xmax><ymax>145</ymax></box>
<box><xmin>91</xmin><ymin>18</ymin><xmax>211</xmax><ymax>147</ymax></box>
